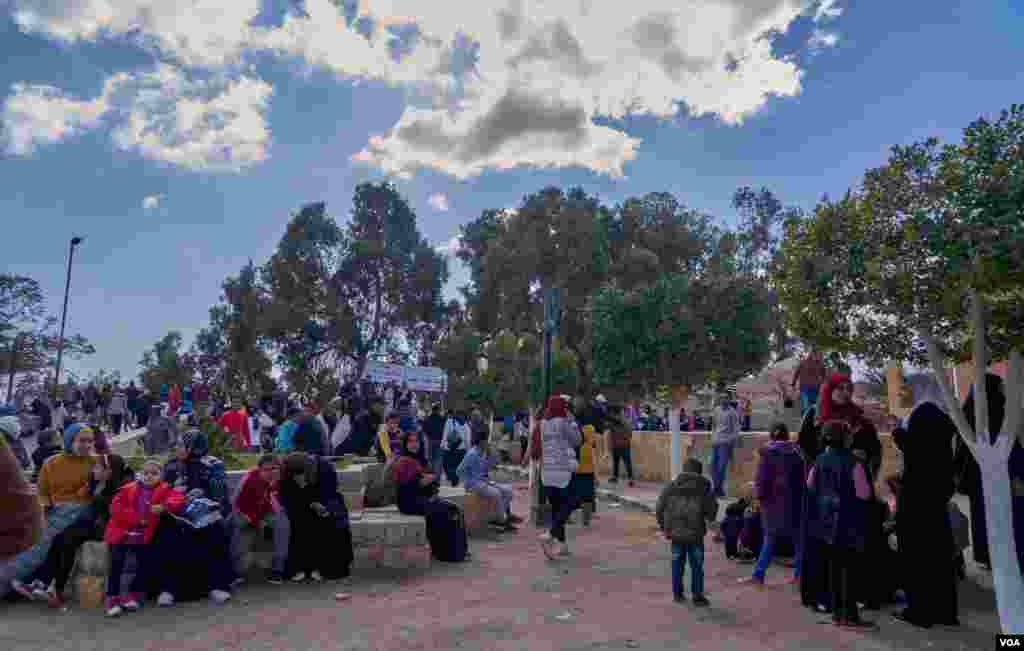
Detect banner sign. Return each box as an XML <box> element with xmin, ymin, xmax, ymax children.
<box><xmin>363</xmin><ymin>362</ymin><xmax>447</xmax><ymax>392</ymax></box>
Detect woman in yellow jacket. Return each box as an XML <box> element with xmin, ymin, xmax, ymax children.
<box><xmin>569</xmin><ymin>424</ymin><xmax>597</xmax><ymax>526</ymax></box>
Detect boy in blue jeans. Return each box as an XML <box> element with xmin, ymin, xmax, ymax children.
<box><xmin>656</xmin><ymin>458</ymin><xmax>718</xmax><ymax>606</ymax></box>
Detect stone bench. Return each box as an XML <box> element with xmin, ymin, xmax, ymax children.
<box><xmin>71</xmin><ymin>510</ymin><xmax>431</xmax><ymax>609</ymax></box>
<box><xmin>359</xmin><ymin>486</ymin><xmax>501</xmax><ymax>537</ymax></box>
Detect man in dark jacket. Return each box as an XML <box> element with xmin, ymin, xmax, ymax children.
<box><xmin>656</xmin><ymin>458</ymin><xmax>718</xmax><ymax>606</ymax></box>
<box><xmin>340</xmin><ymin>398</ymin><xmax>384</xmax><ymax>457</ymax></box>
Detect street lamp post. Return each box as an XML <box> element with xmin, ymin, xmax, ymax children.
<box><xmin>53</xmin><ymin>236</ymin><xmax>83</xmax><ymax>397</ymax></box>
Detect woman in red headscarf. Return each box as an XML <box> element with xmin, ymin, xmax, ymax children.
<box><xmin>817</xmin><ymin>373</ymin><xmax>882</xmax><ymax>481</ymax></box>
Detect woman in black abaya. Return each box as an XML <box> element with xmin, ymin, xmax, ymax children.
<box><xmin>891</xmin><ymin>373</ymin><xmax>959</xmax><ymax>629</ymax></box>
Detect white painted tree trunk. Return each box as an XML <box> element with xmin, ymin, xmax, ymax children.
<box><xmin>973</xmin><ymin>434</ymin><xmax>1024</xmax><ymax>633</ymax></box>
<box><xmin>921</xmin><ymin>302</ymin><xmax>1024</xmax><ymax>634</ymax></box>
<box><xmin>669</xmin><ymin>406</ymin><xmax>682</xmax><ymax>479</ymax></box>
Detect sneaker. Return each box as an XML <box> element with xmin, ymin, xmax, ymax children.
<box><xmin>692</xmin><ymin>594</ymin><xmax>710</xmax><ymax>607</ymax></box>
<box><xmin>291</xmin><ymin>572</ymin><xmax>308</xmax><ymax>583</ymax></box>
<box><xmin>267</xmin><ymin>573</ymin><xmax>285</xmax><ymax>586</ymax></box>
<box><xmin>122</xmin><ymin>599</ymin><xmax>141</xmax><ymax>612</ymax></box>
<box><xmin>842</xmin><ymin>619</ymin><xmax>878</xmax><ymax>631</ymax></box>
<box><xmin>231</xmin><ymin>577</ymin><xmax>245</xmax><ymax>588</ymax></box>
<box><xmin>209</xmin><ymin>590</ymin><xmax>231</xmax><ymax>604</ymax></box>
<box><xmin>608</xmin><ymin>477</ymin><xmax>618</xmax><ymax>484</ymax></box>
<box><xmin>44</xmin><ymin>589</ymin><xmax>64</xmax><ymax>609</ymax></box>
<box><xmin>106</xmin><ymin>605</ymin><xmax>124</xmax><ymax>618</ymax></box>
<box><xmin>673</xmin><ymin>593</ymin><xmax>687</xmax><ymax>604</ymax></box>
<box><xmin>310</xmin><ymin>571</ymin><xmax>324</xmax><ymax>583</ymax></box>
<box><xmin>10</xmin><ymin>579</ymin><xmax>35</xmax><ymax>600</ymax></box>
<box><xmin>157</xmin><ymin>592</ymin><xmax>175</xmax><ymax>607</ymax></box>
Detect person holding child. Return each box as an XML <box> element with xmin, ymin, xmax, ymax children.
<box><xmin>656</xmin><ymin>458</ymin><xmax>717</xmax><ymax>606</ymax></box>
<box><xmin>103</xmin><ymin>458</ymin><xmax>187</xmax><ymax>617</ymax></box>
<box><xmin>155</xmin><ymin>429</ymin><xmax>235</xmax><ymax>606</ymax></box>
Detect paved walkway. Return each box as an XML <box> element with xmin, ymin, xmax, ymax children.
<box><xmin>2</xmin><ymin>480</ymin><xmax>999</xmax><ymax>651</ymax></box>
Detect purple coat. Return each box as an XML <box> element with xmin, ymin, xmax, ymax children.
<box><xmin>755</xmin><ymin>440</ymin><xmax>805</xmax><ymax>536</ymax></box>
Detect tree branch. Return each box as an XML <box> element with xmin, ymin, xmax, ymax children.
<box><xmin>922</xmin><ymin>330</ymin><xmax>975</xmax><ymax>443</ymax></box>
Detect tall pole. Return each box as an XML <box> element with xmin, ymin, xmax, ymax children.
<box><xmin>54</xmin><ymin>237</ymin><xmax>83</xmax><ymax>396</ymax></box>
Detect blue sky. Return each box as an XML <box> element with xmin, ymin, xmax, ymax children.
<box><xmin>2</xmin><ymin>0</ymin><xmax>1022</xmax><ymax>382</ymax></box>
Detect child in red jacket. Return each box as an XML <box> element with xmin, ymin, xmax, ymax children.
<box><xmin>103</xmin><ymin>458</ymin><xmax>186</xmax><ymax>617</ymax></box>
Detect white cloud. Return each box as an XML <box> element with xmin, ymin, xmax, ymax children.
<box><xmin>11</xmin><ymin>0</ymin><xmax>263</xmax><ymax>67</ymax></box>
<box><xmin>4</xmin><ymin>66</ymin><xmax>272</xmax><ymax>172</ymax></box>
<box><xmin>814</xmin><ymin>0</ymin><xmax>844</xmax><ymax>22</ymax></box>
<box><xmin>808</xmin><ymin>29</ymin><xmax>840</xmax><ymax>51</ymax></box>
<box><xmin>142</xmin><ymin>194</ymin><xmax>165</xmax><ymax>211</ymax></box>
<box><xmin>109</xmin><ymin>66</ymin><xmax>273</xmax><ymax>172</ymax></box>
<box><xmin>1</xmin><ymin>83</ymin><xmax>109</xmax><ymax>155</ymax></box>
<box><xmin>428</xmin><ymin>192</ymin><xmax>450</xmax><ymax>211</ymax></box>
<box><xmin>7</xmin><ymin>0</ymin><xmax>843</xmax><ymax>178</ymax></box>
<box><xmin>435</xmin><ymin>235</ymin><xmax>461</xmax><ymax>257</ymax></box>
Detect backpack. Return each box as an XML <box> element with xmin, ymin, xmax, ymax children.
<box><xmin>363</xmin><ymin>457</ymin><xmax>398</xmax><ymax>508</ymax></box>
<box><xmin>427</xmin><ymin>498</ymin><xmax>469</xmax><ymax>562</ymax></box>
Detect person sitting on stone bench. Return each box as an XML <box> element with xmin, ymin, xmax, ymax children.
<box><xmin>278</xmin><ymin>453</ymin><xmax>353</xmax><ymax>583</ymax></box>
<box><xmin>154</xmin><ymin>429</ymin><xmax>235</xmax><ymax>606</ymax></box>
<box><xmin>457</xmin><ymin>430</ymin><xmax>522</xmax><ymax>532</ymax></box>
<box><xmin>231</xmin><ymin>454</ymin><xmax>290</xmax><ymax>585</ymax></box>
<box><xmin>103</xmin><ymin>458</ymin><xmax>187</xmax><ymax>617</ymax></box>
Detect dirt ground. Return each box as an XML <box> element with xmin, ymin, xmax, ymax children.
<box><xmin>1</xmin><ymin>481</ymin><xmax>1000</xmax><ymax>651</ymax></box>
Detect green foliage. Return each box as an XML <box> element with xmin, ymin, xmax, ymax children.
<box><xmin>1</xmin><ymin>273</ymin><xmax>95</xmax><ymax>398</ymax></box>
<box><xmin>591</xmin><ymin>270</ymin><xmax>775</xmax><ymax>394</ymax></box>
<box><xmin>773</xmin><ymin>104</ymin><xmax>1024</xmax><ymax>366</ymax></box>
<box><xmin>138</xmin><ymin>331</ymin><xmax>193</xmax><ymax>394</ymax></box>
<box><xmin>335</xmin><ymin>182</ymin><xmax>449</xmax><ymax>379</ymax></box>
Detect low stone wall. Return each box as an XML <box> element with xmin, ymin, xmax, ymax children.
<box><xmin>592</xmin><ymin>430</ymin><xmax>902</xmax><ymax>497</ymax></box>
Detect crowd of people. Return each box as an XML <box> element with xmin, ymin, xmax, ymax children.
<box><xmin>4</xmin><ymin>363</ymin><xmax>1021</xmax><ymax>634</ymax></box>
<box><xmin>671</xmin><ymin>367</ymin><xmax>1023</xmax><ymax>631</ymax></box>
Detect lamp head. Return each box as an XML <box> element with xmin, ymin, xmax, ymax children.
<box><xmin>71</xmin><ymin>237</ymin><xmax>84</xmax><ymax>246</ymax></box>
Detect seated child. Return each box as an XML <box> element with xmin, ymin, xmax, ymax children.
<box><xmin>103</xmin><ymin>458</ymin><xmax>186</xmax><ymax>617</ymax></box>
<box><xmin>231</xmin><ymin>455</ymin><xmax>289</xmax><ymax>584</ymax></box>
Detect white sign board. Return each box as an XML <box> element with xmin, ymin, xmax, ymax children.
<box><xmin>363</xmin><ymin>363</ymin><xmax>447</xmax><ymax>393</ymax></box>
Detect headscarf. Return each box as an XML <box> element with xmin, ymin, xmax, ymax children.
<box><xmin>180</xmin><ymin>428</ymin><xmax>209</xmax><ymax>459</ymax></box>
<box><xmin>0</xmin><ymin>412</ymin><xmax>20</xmax><ymax>439</ymax></box>
<box><xmin>902</xmin><ymin>372</ymin><xmax>947</xmax><ymax>427</ymax></box>
<box><xmin>62</xmin><ymin>424</ymin><xmax>101</xmax><ymax>454</ymax></box>
<box><xmin>544</xmin><ymin>395</ymin><xmax>568</xmax><ymax>419</ymax></box>
<box><xmin>816</xmin><ymin>372</ymin><xmax>863</xmax><ymax>426</ymax></box>
<box><xmin>283</xmin><ymin>452</ymin><xmax>318</xmax><ymax>487</ymax></box>
<box><xmin>392</xmin><ymin>430</ymin><xmax>428</xmax><ymax>484</ymax></box>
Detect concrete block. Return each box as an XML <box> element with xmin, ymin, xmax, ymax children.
<box><xmin>462</xmin><ymin>492</ymin><xmax>502</xmax><ymax>536</ymax></box>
